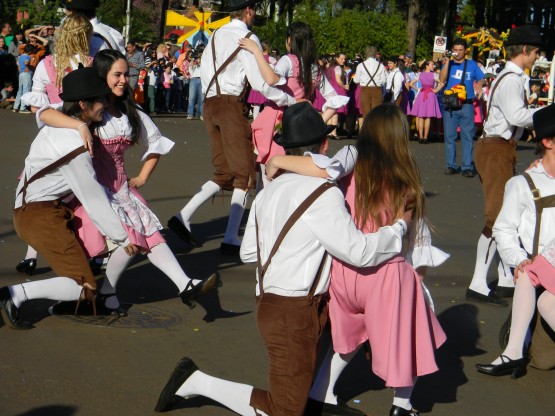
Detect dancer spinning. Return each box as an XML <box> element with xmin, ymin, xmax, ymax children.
<box><xmin>240</xmin><ymin>21</ymin><xmax>348</xmax><ymax>187</ymax></box>
<box><xmin>267</xmin><ymin>104</ymin><xmax>447</xmax><ymax>416</ymax></box>
<box><xmin>38</xmin><ymin>50</ymin><xmax>216</xmax><ymax>314</ymax></box>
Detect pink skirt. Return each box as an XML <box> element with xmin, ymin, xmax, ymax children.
<box><xmin>251</xmin><ymin>105</ymin><xmax>286</xmax><ymax>164</ymax></box>
<box><xmin>329</xmin><ymin>255</ymin><xmax>446</xmax><ymax>387</ymax></box>
<box><xmin>525</xmin><ymin>255</ymin><xmax>555</xmax><ymax>295</ymax></box>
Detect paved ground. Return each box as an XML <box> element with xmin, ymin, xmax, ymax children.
<box><xmin>0</xmin><ymin>110</ymin><xmax>553</xmax><ymax>416</ymax></box>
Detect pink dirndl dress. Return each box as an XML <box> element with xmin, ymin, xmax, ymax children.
<box><xmin>326</xmin><ymin>65</ymin><xmax>348</xmax><ymax>114</ymax></box>
<box><xmin>251</xmin><ymin>54</ymin><xmax>305</xmax><ymax>164</ymax></box>
<box><xmin>71</xmin><ymin>112</ymin><xmax>172</xmax><ymax>256</ymax></box>
<box><xmin>247</xmin><ymin>54</ymin><xmax>271</xmax><ymax>106</ymax></box>
<box><xmin>329</xmin><ymin>173</ymin><xmax>446</xmax><ymax>387</ymax></box>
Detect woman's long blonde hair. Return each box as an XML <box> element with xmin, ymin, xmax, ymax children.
<box><xmin>54</xmin><ymin>13</ymin><xmax>92</xmax><ymax>87</ymax></box>
<box><xmin>354</xmin><ymin>104</ymin><xmax>426</xmax><ymax>229</ymax></box>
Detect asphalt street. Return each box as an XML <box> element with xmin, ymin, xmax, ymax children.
<box><xmin>0</xmin><ymin>110</ymin><xmax>553</xmax><ymax>416</ymax></box>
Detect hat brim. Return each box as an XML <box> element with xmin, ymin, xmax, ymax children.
<box><xmin>273</xmin><ymin>125</ymin><xmax>335</xmax><ymax>149</ymax></box>
<box><xmin>226</xmin><ymin>0</ymin><xmax>260</xmax><ymax>12</ymax></box>
<box><xmin>59</xmin><ymin>85</ymin><xmax>111</xmax><ymax>102</ymax></box>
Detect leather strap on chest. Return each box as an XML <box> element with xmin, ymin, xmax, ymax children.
<box><xmin>206</xmin><ymin>30</ymin><xmax>253</xmax><ymax>98</ymax></box>
<box><xmin>93</xmin><ymin>32</ymin><xmax>114</xmax><ymax>50</ymax></box>
<box><xmin>18</xmin><ymin>146</ymin><xmax>87</xmax><ymax>209</ymax></box>
<box><xmin>255</xmin><ymin>181</ymin><xmax>336</xmax><ymax>296</ymax></box>
<box><xmin>522</xmin><ymin>172</ymin><xmax>555</xmax><ymax>257</ymax></box>
<box><xmin>485</xmin><ymin>72</ymin><xmax>528</xmax><ymax>136</ymax></box>
<box><xmin>362</xmin><ymin>62</ymin><xmax>380</xmax><ymax>87</ymax></box>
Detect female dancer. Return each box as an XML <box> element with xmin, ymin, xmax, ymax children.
<box><xmin>239</xmin><ymin>22</ymin><xmax>348</xmax><ymax>186</ymax></box>
<box><xmin>325</xmin><ymin>52</ymin><xmax>349</xmax><ymax>138</ymax></box>
<box><xmin>409</xmin><ymin>60</ymin><xmax>443</xmax><ymax>144</ymax></box>
<box><xmin>267</xmin><ymin>104</ymin><xmax>447</xmax><ymax>416</ymax></box>
<box><xmin>38</xmin><ymin>50</ymin><xmax>216</xmax><ymax>313</ymax></box>
<box><xmin>16</xmin><ymin>14</ymin><xmax>93</xmax><ymax>275</ymax></box>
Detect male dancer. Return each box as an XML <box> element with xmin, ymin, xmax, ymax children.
<box><xmin>168</xmin><ymin>0</ymin><xmax>297</xmax><ymax>256</ymax></box>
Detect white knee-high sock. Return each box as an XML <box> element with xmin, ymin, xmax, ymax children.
<box><xmin>177</xmin><ymin>181</ymin><xmax>221</xmax><ymax>229</ymax></box>
<box><xmin>223</xmin><ymin>188</ymin><xmax>248</xmax><ymax>246</ymax></box>
<box><xmin>252</xmin><ymin>105</ymin><xmax>261</xmax><ymax>120</ymax></box>
<box><xmin>10</xmin><ymin>277</ymin><xmax>83</xmax><ymax>308</ymax></box>
<box><xmin>392</xmin><ymin>378</ymin><xmax>416</xmax><ymax>411</ymax></box>
<box><xmin>310</xmin><ymin>347</ymin><xmax>359</xmax><ymax>404</ymax></box>
<box><xmin>496</xmin><ymin>255</ymin><xmax>514</xmax><ymax>288</ymax></box>
<box><xmin>25</xmin><ymin>246</ymin><xmax>38</xmax><ymax>260</ymax></box>
<box><xmin>175</xmin><ymin>370</ymin><xmax>264</xmax><ymax>416</ymax></box>
<box><xmin>469</xmin><ymin>234</ymin><xmax>496</xmax><ymax>295</ymax></box>
<box><xmin>102</xmin><ymin>246</ymin><xmax>133</xmax><ymax>292</ymax></box>
<box><xmin>497</xmin><ymin>273</ymin><xmax>536</xmax><ymax>362</ymax></box>
<box><xmin>538</xmin><ymin>291</ymin><xmax>555</xmax><ymax>332</ymax></box>
<box><xmin>259</xmin><ymin>164</ymin><xmax>270</xmax><ymax>189</ymax></box>
<box><xmin>147</xmin><ymin>243</ymin><xmax>200</xmax><ymax>293</ymax></box>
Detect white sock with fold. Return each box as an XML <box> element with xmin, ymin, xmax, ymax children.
<box><xmin>25</xmin><ymin>246</ymin><xmax>38</xmax><ymax>260</ymax></box>
<box><xmin>496</xmin><ymin>272</ymin><xmax>536</xmax><ymax>363</ymax></box>
<box><xmin>310</xmin><ymin>347</ymin><xmax>359</xmax><ymax>404</ymax></box>
<box><xmin>100</xmin><ymin>246</ymin><xmax>134</xmax><ymax>309</ymax></box>
<box><xmin>469</xmin><ymin>234</ymin><xmax>496</xmax><ymax>295</ymax></box>
<box><xmin>10</xmin><ymin>277</ymin><xmax>84</xmax><ymax>308</ymax></box>
<box><xmin>147</xmin><ymin>243</ymin><xmax>201</xmax><ymax>293</ymax></box>
<box><xmin>177</xmin><ymin>180</ymin><xmax>221</xmax><ymax>229</ymax></box>
<box><xmin>392</xmin><ymin>382</ymin><xmax>415</xmax><ymax>411</ymax></box>
<box><xmin>496</xmin><ymin>255</ymin><xmax>515</xmax><ymax>288</ymax></box>
<box><xmin>175</xmin><ymin>370</ymin><xmax>265</xmax><ymax>416</ymax></box>
<box><xmin>223</xmin><ymin>188</ymin><xmax>248</xmax><ymax>246</ymax></box>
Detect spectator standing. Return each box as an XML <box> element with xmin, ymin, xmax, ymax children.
<box><xmin>0</xmin><ymin>37</ymin><xmax>7</xmax><ymax>55</ymax></box>
<box><xmin>8</xmin><ymin>32</ymin><xmax>24</xmax><ymax>57</ymax></box>
<box><xmin>1</xmin><ymin>22</ymin><xmax>13</xmax><ymax>47</ymax></box>
<box><xmin>439</xmin><ymin>38</ymin><xmax>485</xmax><ymax>177</ymax></box>
<box><xmin>12</xmin><ymin>44</ymin><xmax>33</xmax><ymax>114</ymax></box>
<box><xmin>385</xmin><ymin>56</ymin><xmax>405</xmax><ymax>106</ymax></box>
<box><xmin>186</xmin><ymin>50</ymin><xmax>203</xmax><ymax>119</ymax></box>
<box><xmin>126</xmin><ymin>40</ymin><xmax>145</xmax><ymax>89</ymax></box>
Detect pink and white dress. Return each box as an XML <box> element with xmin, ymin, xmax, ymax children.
<box><xmin>251</xmin><ymin>54</ymin><xmax>348</xmax><ymax>164</ymax></box>
<box><xmin>71</xmin><ymin>111</ymin><xmax>174</xmax><ymax>256</ymax></box>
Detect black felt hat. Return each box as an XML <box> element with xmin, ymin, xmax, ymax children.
<box><xmin>59</xmin><ymin>67</ymin><xmax>110</xmax><ymax>102</ymax></box>
<box><xmin>505</xmin><ymin>25</ymin><xmax>543</xmax><ymax>47</ymax></box>
<box><xmin>273</xmin><ymin>102</ymin><xmax>335</xmax><ymax>149</ymax></box>
<box><xmin>226</xmin><ymin>0</ymin><xmax>261</xmax><ymax>12</ymax></box>
<box><xmin>61</xmin><ymin>0</ymin><xmax>99</xmax><ymax>9</ymax></box>
<box><xmin>533</xmin><ymin>104</ymin><xmax>555</xmax><ymax>140</ymax></box>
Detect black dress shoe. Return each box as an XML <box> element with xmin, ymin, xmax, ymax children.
<box><xmin>16</xmin><ymin>258</ymin><xmax>37</xmax><ymax>275</ymax></box>
<box><xmin>167</xmin><ymin>216</ymin><xmax>198</xmax><ymax>246</ymax></box>
<box><xmin>465</xmin><ymin>288</ymin><xmax>508</xmax><ymax>307</ymax></box>
<box><xmin>305</xmin><ymin>398</ymin><xmax>367</xmax><ymax>416</ymax></box>
<box><xmin>444</xmin><ymin>167</ymin><xmax>458</xmax><ymax>175</ymax></box>
<box><xmin>154</xmin><ymin>357</ymin><xmax>199</xmax><ymax>412</ymax></box>
<box><xmin>220</xmin><ymin>242</ymin><xmax>240</xmax><ymax>256</ymax></box>
<box><xmin>476</xmin><ymin>355</ymin><xmax>527</xmax><ymax>379</ymax></box>
<box><xmin>495</xmin><ymin>286</ymin><xmax>515</xmax><ymax>298</ymax></box>
<box><xmin>462</xmin><ymin>169</ymin><xmax>475</xmax><ymax>178</ymax></box>
<box><xmin>390</xmin><ymin>405</ymin><xmax>419</xmax><ymax>416</ymax></box>
<box><xmin>0</xmin><ymin>286</ymin><xmax>32</xmax><ymax>329</ymax></box>
<box><xmin>179</xmin><ymin>273</ymin><xmax>217</xmax><ymax>309</ymax></box>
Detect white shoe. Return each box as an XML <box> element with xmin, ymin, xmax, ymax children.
<box><xmin>200</xmin><ymin>116</ymin><xmax>203</xmax><ymax>121</ymax></box>
<box><xmin>186</xmin><ymin>115</ymin><xmax>193</xmax><ymax>120</ymax></box>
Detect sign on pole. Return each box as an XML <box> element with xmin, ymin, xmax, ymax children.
<box><xmin>433</xmin><ymin>36</ymin><xmax>447</xmax><ymax>53</ymax></box>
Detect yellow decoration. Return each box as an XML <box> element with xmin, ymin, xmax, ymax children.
<box><xmin>165</xmin><ymin>10</ymin><xmax>230</xmax><ymax>44</ymax></box>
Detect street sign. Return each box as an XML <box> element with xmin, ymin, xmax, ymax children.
<box><xmin>433</xmin><ymin>36</ymin><xmax>447</xmax><ymax>53</ymax></box>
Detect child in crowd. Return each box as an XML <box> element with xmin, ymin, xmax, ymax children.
<box><xmin>0</xmin><ymin>82</ymin><xmax>15</xmax><ymax>109</ymax></box>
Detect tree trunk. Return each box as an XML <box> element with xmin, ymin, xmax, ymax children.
<box><xmin>406</xmin><ymin>0</ymin><xmax>419</xmax><ymax>59</ymax></box>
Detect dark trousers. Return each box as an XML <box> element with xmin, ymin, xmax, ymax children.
<box><xmin>474</xmin><ymin>137</ymin><xmax>517</xmax><ymax>237</ymax></box>
<box><xmin>13</xmin><ymin>201</ymin><xmax>95</xmax><ymax>288</ymax></box>
<box><xmin>204</xmin><ymin>95</ymin><xmax>256</xmax><ymax>191</ymax></box>
<box><xmin>250</xmin><ymin>293</ymin><xmax>328</xmax><ymax>416</ymax></box>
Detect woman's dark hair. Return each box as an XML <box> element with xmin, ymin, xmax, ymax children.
<box><xmin>286</xmin><ymin>22</ymin><xmax>317</xmax><ymax>100</ymax></box>
<box><xmin>92</xmin><ymin>49</ymin><xmax>141</xmax><ymax>144</ymax></box>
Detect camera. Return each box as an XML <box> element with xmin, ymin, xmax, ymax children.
<box><xmin>446</xmin><ymin>51</ymin><xmax>458</xmax><ymax>58</ymax></box>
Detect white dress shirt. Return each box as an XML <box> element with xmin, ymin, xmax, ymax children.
<box><xmin>386</xmin><ymin>68</ymin><xmax>404</xmax><ymax>101</ymax></box>
<box><xmin>90</xmin><ymin>18</ymin><xmax>125</xmax><ymax>56</ymax></box>
<box><xmin>14</xmin><ymin>126</ymin><xmax>130</xmax><ymax>247</ymax></box>
<box><xmin>354</xmin><ymin>58</ymin><xmax>386</xmax><ymax>87</ymax></box>
<box><xmin>240</xmin><ymin>173</ymin><xmax>406</xmax><ymax>297</ymax></box>
<box><xmin>483</xmin><ymin>61</ymin><xmax>538</xmax><ymax>140</ymax></box>
<box><xmin>273</xmin><ymin>55</ymin><xmax>349</xmax><ymax>110</ymax></box>
<box><xmin>493</xmin><ymin>162</ymin><xmax>555</xmax><ymax>267</ymax></box>
<box><xmin>201</xmin><ymin>19</ymin><xmax>296</xmax><ymax>107</ymax></box>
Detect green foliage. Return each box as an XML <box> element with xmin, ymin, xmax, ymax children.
<box><xmin>254</xmin><ymin>18</ymin><xmax>288</xmax><ymax>55</ymax></box>
<box><xmin>96</xmin><ymin>0</ymin><xmax>158</xmax><ymax>42</ymax></box>
<box><xmin>19</xmin><ymin>0</ymin><xmax>64</xmax><ymax>29</ymax></box>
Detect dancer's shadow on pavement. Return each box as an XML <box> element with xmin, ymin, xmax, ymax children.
<box><xmin>412</xmin><ymin>304</ymin><xmax>485</xmax><ymax>412</ymax></box>
<box><xmin>15</xmin><ymin>405</ymin><xmax>77</xmax><ymax>416</ymax></box>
